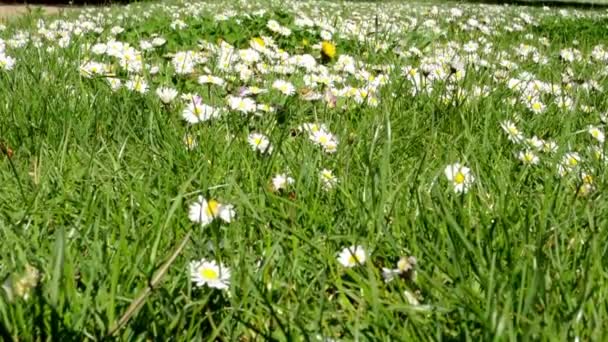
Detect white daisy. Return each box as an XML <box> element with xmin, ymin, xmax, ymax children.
<box><xmin>337</xmin><ymin>245</ymin><xmax>366</xmax><ymax>267</ymax></box>
<box><xmin>182</xmin><ymin>97</ymin><xmax>222</xmax><ymax>124</ymax></box>
<box><xmin>156</xmin><ymin>87</ymin><xmax>179</xmax><ymax>104</ymax></box>
<box><xmin>188</xmin><ymin>196</ymin><xmax>235</xmax><ymax>227</ymax></box>
<box><xmin>271</xmin><ymin>173</ymin><xmax>294</xmax><ymax>192</ymax></box>
<box><xmin>444</xmin><ymin>163</ymin><xmax>475</xmax><ymax>194</ymax></box>
<box><xmin>247</xmin><ymin>133</ymin><xmax>273</xmax><ymax>154</ymax></box>
<box><xmin>272</xmin><ymin>80</ymin><xmax>296</xmax><ymax>96</ymax></box>
<box><xmin>588</xmin><ymin>125</ymin><xmax>605</xmax><ymax>143</ymax></box>
<box><xmin>319</xmin><ymin>169</ymin><xmax>338</xmax><ymax>190</ymax></box>
<box><xmin>189</xmin><ymin>259</ymin><xmax>230</xmax><ymax>290</ymax></box>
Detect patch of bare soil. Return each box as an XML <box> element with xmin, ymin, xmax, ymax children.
<box><xmin>0</xmin><ymin>4</ymin><xmax>67</xmax><ymax>18</ymax></box>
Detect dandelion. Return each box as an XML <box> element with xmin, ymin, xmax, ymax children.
<box><xmin>444</xmin><ymin>163</ymin><xmax>475</xmax><ymax>194</ymax></box>
<box><xmin>156</xmin><ymin>87</ymin><xmax>179</xmax><ymax>104</ymax></box>
<box><xmin>188</xmin><ymin>196</ymin><xmax>235</xmax><ymax>227</ymax></box>
<box><xmin>337</xmin><ymin>245</ymin><xmax>366</xmax><ymax>267</ymax></box>
<box><xmin>319</xmin><ymin>168</ymin><xmax>338</xmax><ymax>190</ymax></box>
<box><xmin>321</xmin><ymin>41</ymin><xmax>336</xmax><ymax>62</ymax></box>
<box><xmin>271</xmin><ymin>173</ymin><xmax>294</xmax><ymax>192</ymax></box>
<box><xmin>189</xmin><ymin>259</ymin><xmax>230</xmax><ymax>290</ymax></box>
<box><xmin>247</xmin><ymin>133</ymin><xmax>273</xmax><ymax>154</ymax></box>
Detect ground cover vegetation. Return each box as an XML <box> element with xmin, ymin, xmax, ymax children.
<box><xmin>1</xmin><ymin>0</ymin><xmax>608</xmax><ymax>340</ymax></box>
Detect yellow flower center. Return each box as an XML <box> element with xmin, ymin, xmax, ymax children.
<box><xmin>200</xmin><ymin>268</ymin><xmax>219</xmax><ymax>280</ymax></box>
<box><xmin>568</xmin><ymin>157</ymin><xmax>578</xmax><ymax>167</ymax></box>
<box><xmin>454</xmin><ymin>172</ymin><xmax>466</xmax><ymax>184</ymax></box>
<box><xmin>532</xmin><ymin>103</ymin><xmax>542</xmax><ymax>111</ymax></box>
<box><xmin>348</xmin><ymin>254</ymin><xmax>358</xmax><ymax>265</ymax></box>
<box><xmin>253</xmin><ymin>137</ymin><xmax>262</xmax><ymax>146</ymax></box>
<box><xmin>253</xmin><ymin>37</ymin><xmax>266</xmax><ymax>47</ymax></box>
<box><xmin>583</xmin><ymin>174</ymin><xmax>593</xmax><ymax>184</ymax></box>
<box><xmin>318</xmin><ymin>135</ymin><xmax>328</xmax><ymax>144</ymax></box>
<box><xmin>206</xmin><ymin>200</ymin><xmax>220</xmax><ymax>217</ymax></box>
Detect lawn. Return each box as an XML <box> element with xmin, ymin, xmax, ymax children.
<box><xmin>1</xmin><ymin>0</ymin><xmax>608</xmax><ymax>340</ymax></box>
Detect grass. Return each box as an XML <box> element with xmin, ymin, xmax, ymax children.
<box><xmin>1</xmin><ymin>0</ymin><xmax>608</xmax><ymax>340</ymax></box>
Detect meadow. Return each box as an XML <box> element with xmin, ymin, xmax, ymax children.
<box><xmin>1</xmin><ymin>0</ymin><xmax>608</xmax><ymax>340</ymax></box>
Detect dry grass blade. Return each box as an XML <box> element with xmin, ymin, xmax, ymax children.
<box><xmin>106</xmin><ymin>231</ymin><xmax>192</xmax><ymax>337</ymax></box>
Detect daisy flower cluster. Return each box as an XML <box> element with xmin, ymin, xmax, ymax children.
<box><xmin>2</xmin><ymin>0</ymin><xmax>608</xmax><ymax>338</ymax></box>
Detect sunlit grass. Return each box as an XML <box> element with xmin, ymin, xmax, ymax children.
<box><xmin>0</xmin><ymin>1</ymin><xmax>608</xmax><ymax>340</ymax></box>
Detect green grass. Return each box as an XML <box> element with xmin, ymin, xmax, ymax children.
<box><xmin>1</xmin><ymin>0</ymin><xmax>608</xmax><ymax>340</ymax></box>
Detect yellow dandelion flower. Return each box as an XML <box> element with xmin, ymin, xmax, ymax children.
<box><xmin>321</xmin><ymin>41</ymin><xmax>336</xmax><ymax>62</ymax></box>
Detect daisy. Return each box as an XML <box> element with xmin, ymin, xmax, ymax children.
<box><xmin>271</xmin><ymin>173</ymin><xmax>294</xmax><ymax>192</ymax></box>
<box><xmin>189</xmin><ymin>259</ymin><xmax>230</xmax><ymax>290</ymax></box>
<box><xmin>125</xmin><ymin>76</ymin><xmax>148</xmax><ymax>94</ymax></box>
<box><xmin>382</xmin><ymin>256</ymin><xmax>417</xmax><ymax>283</ymax></box>
<box><xmin>310</xmin><ymin>130</ymin><xmax>338</xmax><ymax>153</ymax></box>
<box><xmin>578</xmin><ymin>172</ymin><xmax>595</xmax><ymax>197</ymax></box>
<box><xmin>198</xmin><ymin>75</ymin><xmax>225</xmax><ymax>86</ymax></box>
<box><xmin>182</xmin><ymin>98</ymin><xmax>222</xmax><ymax>124</ymax></box>
<box><xmin>272</xmin><ymin>80</ymin><xmax>296</xmax><ymax>96</ymax></box>
<box><xmin>518</xmin><ymin>150</ymin><xmax>540</xmax><ymax>165</ymax></box>
<box><xmin>156</xmin><ymin>86</ymin><xmax>179</xmax><ymax>104</ymax></box>
<box><xmin>183</xmin><ymin>133</ymin><xmax>198</xmax><ymax>150</ymax></box>
<box><xmin>562</xmin><ymin>152</ymin><xmax>581</xmax><ymax>169</ymax></box>
<box><xmin>227</xmin><ymin>96</ymin><xmax>257</xmax><ymax>114</ymax></box>
<box><xmin>188</xmin><ymin>196</ymin><xmax>235</xmax><ymax>227</ymax></box>
<box><xmin>337</xmin><ymin>245</ymin><xmax>366</xmax><ymax>268</ymax></box>
<box><xmin>106</xmin><ymin>78</ymin><xmax>122</xmax><ymax>92</ymax></box>
<box><xmin>247</xmin><ymin>133</ymin><xmax>273</xmax><ymax>154</ymax></box>
<box><xmin>500</xmin><ymin>120</ymin><xmax>523</xmax><ymax>143</ymax></box>
<box><xmin>525</xmin><ymin>136</ymin><xmax>545</xmax><ymax>150</ymax></box>
<box><xmin>444</xmin><ymin>163</ymin><xmax>475</xmax><ymax>194</ymax></box>
<box><xmin>151</xmin><ymin>37</ymin><xmax>166</xmax><ymax>46</ymax></box>
<box><xmin>319</xmin><ymin>169</ymin><xmax>338</xmax><ymax>190</ymax></box>
<box><xmin>588</xmin><ymin>125</ymin><xmax>605</xmax><ymax>143</ymax></box>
